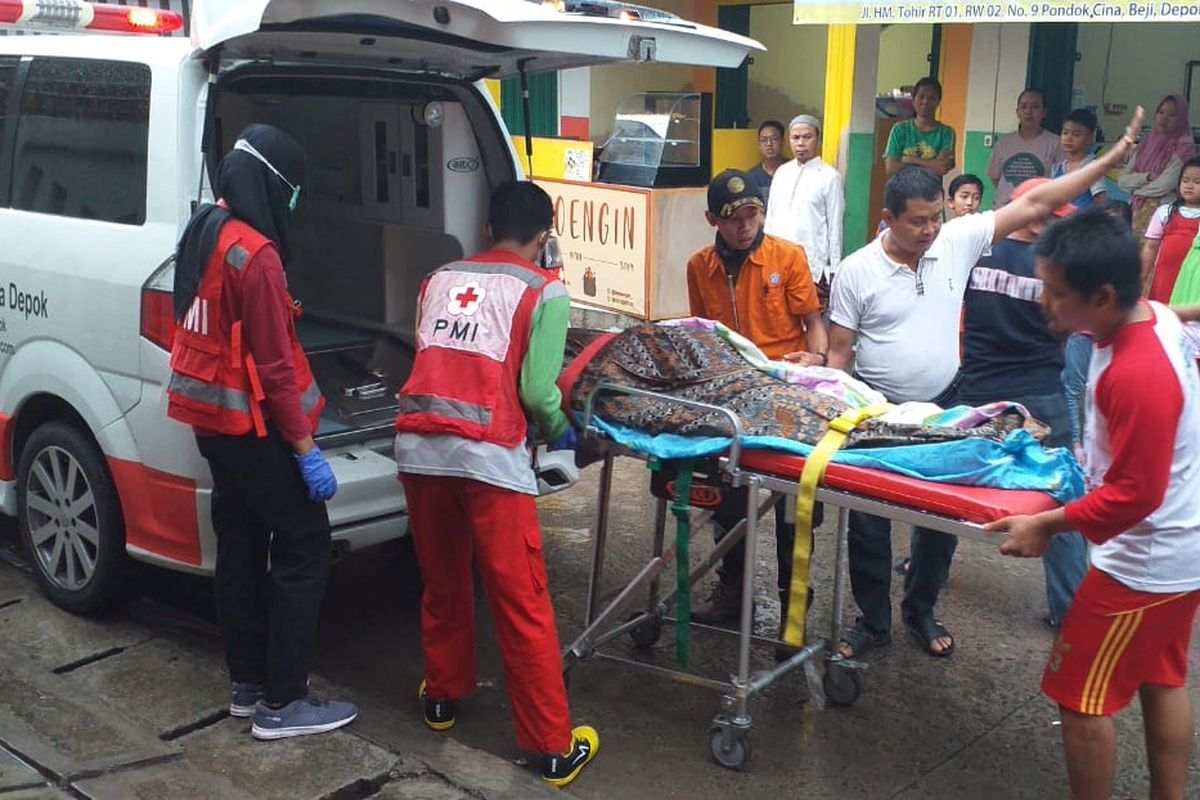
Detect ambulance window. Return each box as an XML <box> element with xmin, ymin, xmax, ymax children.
<box><xmin>0</xmin><ymin>58</ymin><xmax>16</xmax><ymax>207</ymax></box>
<box><xmin>11</xmin><ymin>58</ymin><xmax>150</xmax><ymax>225</ymax></box>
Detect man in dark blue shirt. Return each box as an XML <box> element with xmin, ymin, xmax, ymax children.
<box><xmin>746</xmin><ymin>120</ymin><xmax>785</xmax><ymax>205</ymax></box>
<box><xmin>959</xmin><ymin>177</ymin><xmax>1087</xmax><ymax>627</ymax></box>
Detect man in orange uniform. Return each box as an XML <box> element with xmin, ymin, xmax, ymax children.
<box><xmin>685</xmin><ymin>169</ymin><xmax>827</xmax><ymax>631</ymax></box>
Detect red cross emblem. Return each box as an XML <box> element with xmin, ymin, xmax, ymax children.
<box><xmin>447</xmin><ymin>282</ymin><xmax>485</xmax><ymax>316</ymax></box>
<box><xmin>454</xmin><ymin>287</ymin><xmax>479</xmax><ymax>308</ymax></box>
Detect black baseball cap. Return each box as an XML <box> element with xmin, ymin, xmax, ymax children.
<box><xmin>707</xmin><ymin>169</ymin><xmax>765</xmax><ymax>219</ymax></box>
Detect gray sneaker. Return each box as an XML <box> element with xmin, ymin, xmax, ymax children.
<box><xmin>230</xmin><ymin>682</ymin><xmax>265</xmax><ymax>718</ymax></box>
<box><xmin>251</xmin><ymin>696</ymin><xmax>358</xmax><ymax>740</ymax></box>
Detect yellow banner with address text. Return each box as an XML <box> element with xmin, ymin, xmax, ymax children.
<box><xmin>793</xmin><ymin>0</ymin><xmax>1199</xmax><ymax>24</ymax></box>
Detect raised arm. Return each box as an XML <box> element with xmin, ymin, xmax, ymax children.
<box><xmin>993</xmin><ymin>107</ymin><xmax>1144</xmax><ymax>243</ymax></box>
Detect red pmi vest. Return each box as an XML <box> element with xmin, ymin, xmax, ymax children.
<box><xmin>166</xmin><ymin>219</ymin><xmax>324</xmax><ymax>437</ymax></box>
<box><xmin>394</xmin><ymin>255</ymin><xmax>556</xmax><ymax>447</ymax></box>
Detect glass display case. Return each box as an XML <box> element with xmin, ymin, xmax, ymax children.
<box><xmin>596</xmin><ymin>92</ymin><xmax>712</xmax><ymax>188</ymax></box>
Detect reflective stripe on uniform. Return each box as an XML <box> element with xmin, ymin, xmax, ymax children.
<box><xmin>226</xmin><ymin>244</ymin><xmax>251</xmax><ymax>271</ymax></box>
<box><xmin>396</xmin><ymin>393</ymin><xmax>492</xmax><ymax>426</ymax></box>
<box><xmin>541</xmin><ymin>281</ymin><xmax>569</xmax><ymax>302</ymax></box>
<box><xmin>168</xmin><ymin>372</ymin><xmax>251</xmax><ymax>413</ymax></box>
<box><xmin>436</xmin><ymin>260</ymin><xmax>549</xmax><ymax>289</ymax></box>
<box><xmin>300</xmin><ymin>381</ymin><xmax>323</xmax><ymax>414</ymax></box>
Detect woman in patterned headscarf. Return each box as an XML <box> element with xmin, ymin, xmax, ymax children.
<box><xmin>1119</xmin><ymin>95</ymin><xmax>1197</xmax><ymax>239</ymax></box>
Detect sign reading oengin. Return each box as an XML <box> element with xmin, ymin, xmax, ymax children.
<box><xmin>535</xmin><ymin>179</ymin><xmax>652</xmax><ymax>318</ymax></box>
<box><xmin>793</xmin><ymin>0</ymin><xmax>1200</xmax><ymax>23</ymax></box>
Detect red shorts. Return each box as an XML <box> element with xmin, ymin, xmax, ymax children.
<box><xmin>1042</xmin><ymin>568</ymin><xmax>1200</xmax><ymax>717</ymax></box>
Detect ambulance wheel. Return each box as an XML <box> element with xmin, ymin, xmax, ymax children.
<box><xmin>17</xmin><ymin>422</ymin><xmax>127</xmax><ymax>615</ymax></box>
<box><xmin>822</xmin><ymin>665</ymin><xmax>863</xmax><ymax>708</ymax></box>
<box><xmin>628</xmin><ymin>613</ymin><xmax>662</xmax><ymax>648</ymax></box>
<box><xmin>709</xmin><ymin>728</ymin><xmax>750</xmax><ymax>769</ymax></box>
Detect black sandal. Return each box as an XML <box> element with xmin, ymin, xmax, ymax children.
<box><xmin>907</xmin><ymin>616</ymin><xmax>955</xmax><ymax>658</ymax></box>
<box><xmin>837</xmin><ymin>621</ymin><xmax>891</xmax><ymax>659</ymax></box>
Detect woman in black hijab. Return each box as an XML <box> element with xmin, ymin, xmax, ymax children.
<box><xmin>175</xmin><ymin>124</ymin><xmax>306</xmax><ymax>319</ymax></box>
<box><xmin>169</xmin><ymin>124</ymin><xmax>358</xmax><ymax>740</ymax></box>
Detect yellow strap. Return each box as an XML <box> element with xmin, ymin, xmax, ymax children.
<box><xmin>783</xmin><ymin>403</ymin><xmax>891</xmax><ymax>646</ymax></box>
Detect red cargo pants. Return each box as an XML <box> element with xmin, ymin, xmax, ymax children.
<box><xmin>399</xmin><ymin>473</ymin><xmax>572</xmax><ymax>754</ymax></box>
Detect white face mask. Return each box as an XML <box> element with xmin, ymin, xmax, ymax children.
<box><xmin>233</xmin><ymin>139</ymin><xmax>301</xmax><ymax>212</ymax></box>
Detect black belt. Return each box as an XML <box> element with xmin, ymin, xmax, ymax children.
<box><xmin>928</xmin><ymin>371</ymin><xmax>962</xmax><ymax>407</ymax></box>
<box><xmin>852</xmin><ymin>370</ymin><xmax>962</xmax><ymax>407</ymax></box>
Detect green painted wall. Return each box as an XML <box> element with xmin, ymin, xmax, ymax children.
<box><xmin>962</xmin><ymin>130</ymin><xmax>996</xmax><ymax>210</ymax></box>
<box><xmin>844</xmin><ymin>132</ymin><xmax>875</xmax><ymax>253</ymax></box>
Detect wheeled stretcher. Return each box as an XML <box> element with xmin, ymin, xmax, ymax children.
<box><xmin>560</xmin><ymin>384</ymin><xmax>1060</xmax><ymax>769</ymax></box>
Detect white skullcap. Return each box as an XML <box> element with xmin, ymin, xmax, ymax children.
<box><xmin>788</xmin><ymin>114</ymin><xmax>821</xmax><ymax>135</ymax></box>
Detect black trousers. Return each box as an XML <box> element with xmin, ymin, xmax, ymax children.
<box><xmin>847</xmin><ymin>374</ymin><xmax>961</xmax><ymax>636</ymax></box>
<box><xmin>196</xmin><ymin>431</ymin><xmax>332</xmax><ymax>706</ymax></box>
<box><xmin>714</xmin><ymin>490</ymin><xmax>823</xmax><ymax>594</ymax></box>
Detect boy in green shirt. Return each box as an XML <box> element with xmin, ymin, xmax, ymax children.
<box><xmin>885</xmin><ymin>77</ymin><xmax>957</xmax><ymax>178</ymax></box>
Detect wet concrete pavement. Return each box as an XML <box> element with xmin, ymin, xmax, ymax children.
<box><xmin>309</xmin><ymin>457</ymin><xmax>1200</xmax><ymax>799</ymax></box>
<box><xmin>2</xmin><ymin>454</ymin><xmax>1199</xmax><ymax>798</ymax></box>
<box><xmin>0</xmin><ymin>529</ymin><xmax>557</xmax><ymax>799</ymax></box>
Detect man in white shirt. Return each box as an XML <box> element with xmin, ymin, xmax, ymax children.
<box><xmin>987</xmin><ymin>88</ymin><xmax>1065</xmax><ymax>208</ymax></box>
<box><xmin>826</xmin><ymin>107</ymin><xmax>1144</xmax><ymax>661</ymax></box>
<box><xmin>765</xmin><ymin>115</ymin><xmax>845</xmax><ymax>308</ymax></box>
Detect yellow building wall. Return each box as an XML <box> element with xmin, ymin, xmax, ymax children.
<box><xmin>712</xmin><ymin>129</ymin><xmax>761</xmax><ymax>176</ymax></box>
<box><xmin>510</xmin><ymin>136</ymin><xmax>593</xmax><ymax>180</ymax></box>
<box><xmin>483</xmin><ymin>79</ymin><xmax>501</xmax><ymax>109</ymax></box>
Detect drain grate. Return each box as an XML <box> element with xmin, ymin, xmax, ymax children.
<box><xmin>51</xmin><ymin>646</ymin><xmax>126</xmax><ymax>675</ymax></box>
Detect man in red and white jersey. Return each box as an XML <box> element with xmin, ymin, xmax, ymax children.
<box><xmin>987</xmin><ymin>208</ymin><xmax>1200</xmax><ymax>800</ymax></box>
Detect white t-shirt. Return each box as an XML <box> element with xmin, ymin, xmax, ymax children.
<box><xmin>830</xmin><ymin>212</ymin><xmax>996</xmax><ymax>402</ymax></box>
<box><xmin>1069</xmin><ymin>303</ymin><xmax>1200</xmax><ymax>592</ymax></box>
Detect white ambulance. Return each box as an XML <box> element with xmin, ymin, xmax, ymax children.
<box><xmin>0</xmin><ymin>0</ymin><xmax>757</xmax><ymax>612</ymax></box>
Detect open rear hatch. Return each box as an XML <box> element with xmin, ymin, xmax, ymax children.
<box><xmin>192</xmin><ymin>0</ymin><xmax>762</xmax><ymax>77</ymax></box>
<box><xmin>194</xmin><ymin>0</ymin><xmax>760</xmax><ymax>451</ymax></box>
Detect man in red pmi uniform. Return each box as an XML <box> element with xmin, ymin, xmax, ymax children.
<box><xmin>169</xmin><ymin>125</ymin><xmax>356</xmax><ymax>740</ymax></box>
<box><xmin>394</xmin><ymin>181</ymin><xmax>598</xmax><ymax>788</ymax></box>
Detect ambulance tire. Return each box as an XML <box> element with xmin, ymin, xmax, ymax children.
<box><xmin>17</xmin><ymin>422</ymin><xmax>127</xmax><ymax>616</ymax></box>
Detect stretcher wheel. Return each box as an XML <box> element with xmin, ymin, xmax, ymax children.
<box><xmin>709</xmin><ymin>728</ymin><xmax>750</xmax><ymax>769</ymax></box>
<box><xmin>628</xmin><ymin>614</ymin><xmax>662</xmax><ymax>648</ymax></box>
<box><xmin>822</xmin><ymin>665</ymin><xmax>863</xmax><ymax>707</ymax></box>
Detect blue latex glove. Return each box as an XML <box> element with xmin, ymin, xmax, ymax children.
<box><xmin>295</xmin><ymin>447</ymin><xmax>337</xmax><ymax>502</ymax></box>
<box><xmin>549</xmin><ymin>427</ymin><xmax>578</xmax><ymax>452</ymax></box>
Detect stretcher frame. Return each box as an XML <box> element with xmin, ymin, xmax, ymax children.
<box><xmin>561</xmin><ymin>383</ymin><xmax>1012</xmax><ymax>769</ymax></box>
